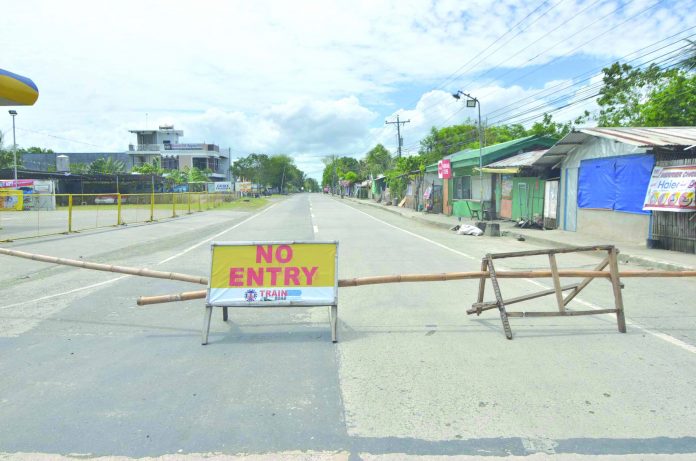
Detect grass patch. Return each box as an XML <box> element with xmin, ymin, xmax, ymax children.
<box><xmin>214</xmin><ymin>197</ymin><xmax>269</xmax><ymax>211</ymax></box>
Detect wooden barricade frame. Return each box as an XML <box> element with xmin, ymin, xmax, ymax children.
<box><xmin>467</xmin><ymin>245</ymin><xmax>626</xmax><ymax>340</ymax></box>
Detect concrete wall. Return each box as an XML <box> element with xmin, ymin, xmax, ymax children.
<box><xmin>577</xmin><ymin>208</ymin><xmax>650</xmax><ymax>244</ymax></box>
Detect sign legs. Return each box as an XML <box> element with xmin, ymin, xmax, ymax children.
<box><xmin>330</xmin><ymin>304</ymin><xmax>338</xmax><ymax>343</ymax></box>
<box><xmin>202</xmin><ymin>304</ymin><xmax>213</xmax><ymax>345</ymax></box>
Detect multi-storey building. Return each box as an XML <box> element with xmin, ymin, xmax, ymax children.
<box><xmin>127</xmin><ymin>125</ymin><xmax>230</xmax><ymax>180</ymax></box>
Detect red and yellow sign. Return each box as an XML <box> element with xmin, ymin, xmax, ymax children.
<box><xmin>207</xmin><ymin>241</ymin><xmax>338</xmax><ymax>306</ymax></box>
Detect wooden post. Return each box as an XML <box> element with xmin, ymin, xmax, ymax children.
<box><xmin>548</xmin><ymin>253</ymin><xmax>565</xmax><ymax>313</ymax></box>
<box><xmin>608</xmin><ymin>247</ymin><xmax>627</xmax><ymax>333</ymax></box>
<box><xmin>476</xmin><ymin>258</ymin><xmax>487</xmax><ymax>304</ymax></box>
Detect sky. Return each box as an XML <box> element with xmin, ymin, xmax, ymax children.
<box><xmin>1</xmin><ymin>0</ymin><xmax>694</xmax><ymax>179</ymax></box>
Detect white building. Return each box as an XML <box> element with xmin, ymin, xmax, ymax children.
<box><xmin>127</xmin><ymin>125</ymin><xmax>230</xmax><ymax>180</ymax></box>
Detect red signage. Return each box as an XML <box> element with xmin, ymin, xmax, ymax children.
<box><xmin>438</xmin><ymin>159</ymin><xmax>452</xmax><ymax>179</ymax></box>
<box><xmin>0</xmin><ymin>179</ymin><xmax>34</xmax><ymax>188</ymax></box>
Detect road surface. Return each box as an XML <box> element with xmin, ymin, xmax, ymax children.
<box><xmin>1</xmin><ymin>193</ymin><xmax>695</xmax><ymax>460</ymax></box>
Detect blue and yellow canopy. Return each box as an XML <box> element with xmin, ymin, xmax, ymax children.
<box><xmin>0</xmin><ymin>68</ymin><xmax>39</xmax><ymax>106</ymax></box>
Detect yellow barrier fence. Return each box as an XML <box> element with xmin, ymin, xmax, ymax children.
<box><xmin>0</xmin><ymin>192</ymin><xmax>232</xmax><ymax>242</ymax></box>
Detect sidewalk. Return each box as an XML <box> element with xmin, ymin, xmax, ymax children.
<box><xmin>343</xmin><ymin>196</ymin><xmax>696</xmax><ymax>271</ymax></box>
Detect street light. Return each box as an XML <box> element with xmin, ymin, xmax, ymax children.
<box><xmin>8</xmin><ymin>110</ymin><xmax>18</xmax><ymax>187</ymax></box>
<box><xmin>452</xmin><ymin>91</ymin><xmax>485</xmax><ymax>218</ymax></box>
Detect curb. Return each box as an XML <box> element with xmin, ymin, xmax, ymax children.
<box><xmin>343</xmin><ymin>197</ymin><xmax>694</xmax><ymax>272</ymax></box>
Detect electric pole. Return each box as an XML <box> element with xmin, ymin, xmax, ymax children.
<box><xmin>385</xmin><ymin>115</ymin><xmax>410</xmax><ymax>158</ymax></box>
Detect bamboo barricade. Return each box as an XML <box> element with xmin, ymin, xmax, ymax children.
<box><xmin>136</xmin><ymin>268</ymin><xmax>696</xmax><ymax>305</ymax></box>
<box><xmin>3</xmin><ymin>245</ymin><xmax>696</xmax><ymax>337</ymax></box>
<box><xmin>0</xmin><ymin>248</ymin><xmax>208</xmax><ymax>285</ymax></box>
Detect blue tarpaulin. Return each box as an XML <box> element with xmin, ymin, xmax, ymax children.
<box><xmin>615</xmin><ymin>155</ymin><xmax>654</xmax><ymax>214</ymax></box>
<box><xmin>578</xmin><ymin>154</ymin><xmax>654</xmax><ymax>215</ymax></box>
<box><xmin>578</xmin><ymin>157</ymin><xmax>616</xmax><ymax>210</ymax></box>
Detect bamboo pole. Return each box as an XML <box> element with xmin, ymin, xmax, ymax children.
<box><xmin>137</xmin><ymin>269</ymin><xmax>696</xmax><ymax>306</ymax></box>
<box><xmin>0</xmin><ymin>248</ymin><xmax>208</xmax><ymax>285</ymax></box>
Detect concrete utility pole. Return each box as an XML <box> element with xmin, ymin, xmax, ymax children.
<box><xmin>385</xmin><ymin>115</ymin><xmax>410</xmax><ymax>158</ymax></box>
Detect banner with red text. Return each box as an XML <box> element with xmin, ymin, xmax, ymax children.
<box><xmin>207</xmin><ymin>241</ymin><xmax>338</xmax><ymax>307</ymax></box>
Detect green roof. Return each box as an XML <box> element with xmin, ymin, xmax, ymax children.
<box><xmin>425</xmin><ymin>135</ymin><xmax>558</xmax><ymax>173</ymax></box>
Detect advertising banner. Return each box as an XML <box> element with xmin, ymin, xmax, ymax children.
<box><xmin>207</xmin><ymin>241</ymin><xmax>338</xmax><ymax>307</ymax></box>
<box><xmin>0</xmin><ymin>179</ymin><xmax>34</xmax><ymax>188</ymax></box>
<box><xmin>642</xmin><ymin>165</ymin><xmax>696</xmax><ymax>212</ymax></box>
<box><xmin>437</xmin><ymin>159</ymin><xmax>452</xmax><ymax>179</ymax></box>
<box><xmin>0</xmin><ymin>190</ymin><xmax>23</xmax><ymax>211</ymax></box>
<box><xmin>208</xmin><ymin>181</ymin><xmax>232</xmax><ymax>193</ymax></box>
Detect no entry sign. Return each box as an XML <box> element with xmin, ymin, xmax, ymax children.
<box><xmin>203</xmin><ymin>241</ymin><xmax>339</xmax><ymax>344</ymax></box>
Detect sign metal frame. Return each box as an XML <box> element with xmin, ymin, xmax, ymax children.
<box><xmin>202</xmin><ymin>240</ymin><xmax>339</xmax><ymax>345</ymax></box>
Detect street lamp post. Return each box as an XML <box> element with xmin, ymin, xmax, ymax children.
<box><xmin>452</xmin><ymin>91</ymin><xmax>485</xmax><ymax>219</ymax></box>
<box><xmin>8</xmin><ymin>110</ymin><xmax>18</xmax><ymax>187</ymax></box>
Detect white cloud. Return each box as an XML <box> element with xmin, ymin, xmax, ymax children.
<box><xmin>0</xmin><ymin>0</ymin><xmax>691</xmax><ymax>179</ymax></box>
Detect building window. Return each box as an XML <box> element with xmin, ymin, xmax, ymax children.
<box><xmin>192</xmin><ymin>158</ymin><xmax>208</xmax><ymax>170</ymax></box>
<box><xmin>453</xmin><ymin>176</ymin><xmax>471</xmax><ymax>199</ymax></box>
<box><xmin>161</xmin><ymin>156</ymin><xmax>178</xmax><ymax>170</ymax></box>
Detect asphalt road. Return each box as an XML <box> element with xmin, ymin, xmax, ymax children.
<box><xmin>1</xmin><ymin>193</ymin><xmax>695</xmax><ymax>460</ymax></box>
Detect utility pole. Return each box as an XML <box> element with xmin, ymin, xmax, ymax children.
<box><xmin>385</xmin><ymin>115</ymin><xmax>410</xmax><ymax>158</ymax></box>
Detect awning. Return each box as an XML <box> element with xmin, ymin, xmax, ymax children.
<box><xmin>0</xmin><ymin>69</ymin><xmax>39</xmax><ymax>106</ymax></box>
<box><xmin>477</xmin><ymin>167</ymin><xmax>520</xmax><ymax>174</ymax></box>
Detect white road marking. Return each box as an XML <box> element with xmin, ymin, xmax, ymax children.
<box><xmin>0</xmin><ymin>276</ymin><xmax>129</xmax><ymax>310</ymax></box>
<box><xmin>341</xmin><ymin>200</ymin><xmax>696</xmax><ymax>356</ymax></box>
<box><xmin>158</xmin><ymin>203</ymin><xmax>278</xmax><ymax>264</ymax></box>
<box><xmin>344</xmin><ymin>202</ymin><xmax>476</xmax><ymax>260</ymax></box>
<box><xmin>1</xmin><ymin>203</ymin><xmax>279</xmax><ymax>310</ymax></box>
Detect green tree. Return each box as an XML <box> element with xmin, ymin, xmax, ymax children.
<box><xmin>69</xmin><ymin>162</ymin><xmax>90</xmax><ymax>174</ymax></box>
<box><xmin>639</xmin><ymin>72</ymin><xmax>696</xmax><ymax>126</ymax></box>
<box><xmin>131</xmin><ymin>162</ymin><xmax>164</xmax><ymax>175</ymax></box>
<box><xmin>321</xmin><ymin>156</ymin><xmax>360</xmax><ymax>187</ymax></box>
<box><xmin>18</xmin><ymin>146</ymin><xmax>54</xmax><ymax>154</ymax></box>
<box><xmin>0</xmin><ymin>132</ymin><xmax>21</xmax><ymax>170</ymax></box>
<box><xmin>596</xmin><ymin>62</ymin><xmax>696</xmax><ymax>126</ymax></box>
<box><xmin>364</xmin><ymin>144</ymin><xmax>392</xmax><ymax>176</ymax></box>
<box><xmin>186</xmin><ymin>166</ymin><xmax>208</xmax><ymax>183</ymax></box>
<box><xmin>680</xmin><ymin>39</ymin><xmax>696</xmax><ymax>71</ymax></box>
<box><xmin>529</xmin><ymin>112</ymin><xmax>589</xmax><ymax>139</ymax></box>
<box><xmin>89</xmin><ymin>157</ymin><xmax>126</xmax><ymax>174</ymax></box>
<box><xmin>304</xmin><ymin>177</ymin><xmax>319</xmax><ymax>192</ymax></box>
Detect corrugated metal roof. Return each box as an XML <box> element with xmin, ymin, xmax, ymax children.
<box><xmin>580</xmin><ymin>127</ymin><xmax>696</xmax><ymax>147</ymax></box>
<box><xmin>485</xmin><ymin>149</ymin><xmax>548</xmax><ymax>168</ymax></box>
<box><xmin>534</xmin><ymin>127</ymin><xmax>696</xmax><ymax>167</ymax></box>
<box><xmin>425</xmin><ymin>135</ymin><xmax>557</xmax><ymax>172</ymax></box>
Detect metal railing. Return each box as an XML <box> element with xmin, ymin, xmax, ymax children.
<box><xmin>0</xmin><ymin>192</ymin><xmax>239</xmax><ymax>242</ymax></box>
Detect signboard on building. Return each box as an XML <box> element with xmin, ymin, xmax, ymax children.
<box><xmin>207</xmin><ymin>241</ymin><xmax>338</xmax><ymax>307</ymax></box>
<box><xmin>437</xmin><ymin>159</ymin><xmax>452</xmax><ymax>179</ymax></box>
<box><xmin>164</xmin><ymin>143</ymin><xmax>206</xmax><ymax>151</ymax></box>
<box><xmin>642</xmin><ymin>165</ymin><xmax>696</xmax><ymax>212</ymax></box>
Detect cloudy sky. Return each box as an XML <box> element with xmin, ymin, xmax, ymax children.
<box><xmin>1</xmin><ymin>0</ymin><xmax>693</xmax><ymax>179</ymax></box>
